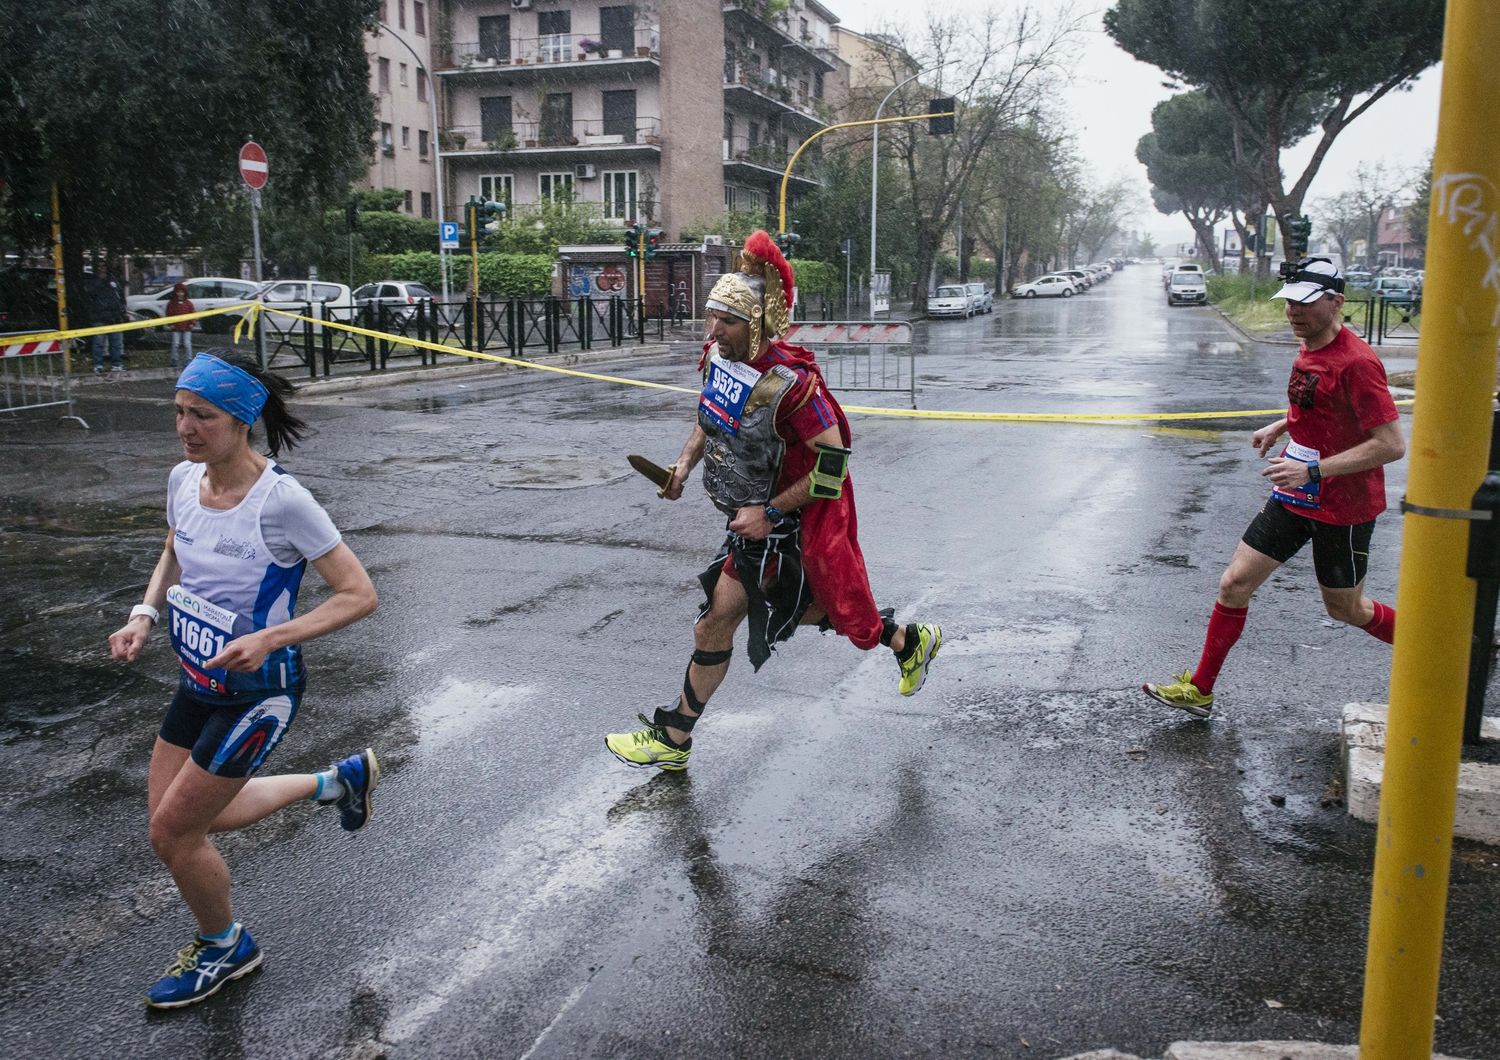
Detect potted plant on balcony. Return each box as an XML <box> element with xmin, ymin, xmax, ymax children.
<box><xmin>440</xmin><ymin>130</ymin><xmax>468</xmax><ymax>151</ymax></box>
<box><xmin>578</xmin><ymin>37</ymin><xmax>600</xmax><ymax>60</ymax></box>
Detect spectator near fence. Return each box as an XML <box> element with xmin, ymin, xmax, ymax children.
<box><xmin>164</xmin><ymin>283</ymin><xmax>196</xmax><ymax>368</ymax></box>
<box><xmin>83</xmin><ymin>270</ymin><xmax>128</xmax><ymax>373</ymax></box>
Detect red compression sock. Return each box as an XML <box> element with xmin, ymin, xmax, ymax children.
<box><xmin>1361</xmin><ymin>600</ymin><xmax>1396</xmax><ymax>644</ymax></box>
<box><xmin>1192</xmin><ymin>602</ymin><xmax>1249</xmax><ymax>694</ymax></box>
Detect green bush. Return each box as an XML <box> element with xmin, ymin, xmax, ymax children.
<box><xmin>791</xmin><ymin>260</ymin><xmax>837</xmax><ymax>298</ymax></box>
<box><xmin>360</xmin><ymin>251</ymin><xmax>553</xmax><ymax>296</ymax></box>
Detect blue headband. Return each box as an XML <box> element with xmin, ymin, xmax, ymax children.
<box><xmin>175</xmin><ymin>354</ymin><xmax>269</xmax><ymax>425</ymax></box>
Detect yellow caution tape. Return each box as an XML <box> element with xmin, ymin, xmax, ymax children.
<box><xmin>12</xmin><ymin>303</ymin><xmax>1420</xmax><ymax>424</ymax></box>
<box><xmin>3</xmin><ymin>303</ymin><xmax>258</xmax><ymax>345</ymax></box>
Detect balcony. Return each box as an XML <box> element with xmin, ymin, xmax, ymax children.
<box><xmin>441</xmin><ymin>117</ymin><xmax>663</xmax><ymax>157</ymax></box>
<box><xmin>439</xmin><ymin>28</ymin><xmax>660</xmax><ymax>76</ymax></box>
<box><xmin>722</xmin><ymin>3</ymin><xmax>838</xmax><ymax>72</ymax></box>
<box><xmin>723</xmin><ymin>62</ymin><xmax>825</xmax><ymax>127</ymax></box>
<box><xmin>722</xmin><ymin>136</ymin><xmax>820</xmax><ymax>189</ymax></box>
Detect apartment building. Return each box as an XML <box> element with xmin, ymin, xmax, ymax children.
<box><xmin>434</xmin><ymin>0</ymin><xmax>843</xmax><ymax>238</ymax></box>
<box><xmin>363</xmin><ymin>1</ymin><xmax>440</xmax><ymax>218</ymax></box>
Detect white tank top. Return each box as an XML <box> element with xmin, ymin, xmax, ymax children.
<box><xmin>167</xmin><ymin>461</ymin><xmax>311</xmax><ymax>697</ymax></box>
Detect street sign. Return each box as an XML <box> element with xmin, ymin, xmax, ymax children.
<box><xmin>440</xmin><ymin>221</ymin><xmax>459</xmax><ymax>249</ymax></box>
<box><xmin>239</xmin><ymin>141</ymin><xmax>268</xmax><ymax>190</ymax></box>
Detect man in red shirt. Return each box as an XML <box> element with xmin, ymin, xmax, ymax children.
<box><xmin>605</xmin><ymin>230</ymin><xmax>942</xmax><ymax>770</ymax></box>
<box><xmin>1143</xmin><ymin>258</ymin><xmax>1406</xmax><ymax>717</ymax></box>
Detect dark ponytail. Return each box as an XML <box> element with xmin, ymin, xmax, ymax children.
<box><xmin>202</xmin><ymin>348</ymin><xmax>307</xmax><ymax>457</ymax></box>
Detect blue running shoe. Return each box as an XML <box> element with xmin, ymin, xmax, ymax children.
<box><xmin>145</xmin><ymin>927</ymin><xmax>262</xmax><ymax>1009</ymax></box>
<box><xmin>334</xmin><ymin>748</ymin><xmax>380</xmax><ymax>832</ymax></box>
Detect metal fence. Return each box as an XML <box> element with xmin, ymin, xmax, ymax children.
<box><xmin>1339</xmin><ymin>295</ymin><xmax>1421</xmax><ymax>345</ymax></box>
<box><xmin>254</xmin><ymin>297</ymin><xmax>668</xmax><ymax>379</ymax></box>
<box><xmin>0</xmin><ymin>336</ymin><xmax>88</xmax><ymax>427</ymax></box>
<box><xmin>784</xmin><ymin>321</ymin><xmax>917</xmax><ymax>409</ymax></box>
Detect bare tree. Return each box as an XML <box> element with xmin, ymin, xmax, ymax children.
<box><xmin>867</xmin><ymin>5</ymin><xmax>1085</xmax><ymax>295</ymax></box>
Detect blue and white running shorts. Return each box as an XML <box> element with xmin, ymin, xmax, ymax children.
<box><xmin>158</xmin><ymin>685</ymin><xmax>303</xmax><ymax>778</ymax></box>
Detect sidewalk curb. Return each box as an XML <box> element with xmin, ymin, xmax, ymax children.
<box><xmin>1061</xmin><ymin>1040</ymin><xmax>1472</xmax><ymax>1060</ymax></box>
<box><xmin>1341</xmin><ymin>702</ymin><xmax>1500</xmax><ymax>845</ymax></box>
<box><xmin>1210</xmin><ymin>305</ymin><xmax>1299</xmax><ymax>348</ymax></box>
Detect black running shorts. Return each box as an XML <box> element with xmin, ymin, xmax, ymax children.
<box><xmin>159</xmin><ymin>684</ymin><xmax>303</xmax><ymax>778</ymax></box>
<box><xmin>1241</xmin><ymin>497</ymin><xmax>1376</xmax><ymax>589</ymax></box>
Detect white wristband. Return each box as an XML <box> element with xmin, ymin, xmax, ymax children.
<box><xmin>130</xmin><ymin>603</ymin><xmax>160</xmax><ymax>624</ymax></box>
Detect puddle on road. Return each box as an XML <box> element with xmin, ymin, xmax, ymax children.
<box><xmin>406</xmin><ymin>676</ymin><xmax>536</xmax><ymax>743</ymax></box>
<box><xmin>0</xmin><ymin>496</ymin><xmax>163</xmax><ymax>538</ymax></box>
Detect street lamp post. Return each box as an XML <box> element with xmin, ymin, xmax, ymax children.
<box><xmin>377</xmin><ymin>22</ymin><xmax>449</xmax><ymax>303</ymax></box>
<box><xmin>868</xmin><ymin>65</ymin><xmax>941</xmax><ymax>317</ymax></box>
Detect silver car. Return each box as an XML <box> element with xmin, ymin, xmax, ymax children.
<box><xmin>963</xmin><ymin>282</ymin><xmax>994</xmax><ymax>314</ymax></box>
<box><xmin>353</xmin><ymin>280</ymin><xmax>437</xmax><ymax>324</ymax></box>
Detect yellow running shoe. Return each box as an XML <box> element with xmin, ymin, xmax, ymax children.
<box><xmin>1142</xmin><ymin>670</ymin><xmax>1214</xmax><ymax>718</ymax></box>
<box><xmin>897</xmin><ymin>624</ymin><xmax>942</xmax><ymax>696</ymax></box>
<box><xmin>605</xmin><ymin>714</ymin><xmax>692</xmax><ymax>771</ymax></box>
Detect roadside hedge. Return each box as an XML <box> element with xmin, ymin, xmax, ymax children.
<box><xmin>359</xmin><ymin>251</ymin><xmax>553</xmax><ymax>296</ymax></box>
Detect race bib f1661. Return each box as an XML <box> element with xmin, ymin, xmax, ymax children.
<box><xmin>166</xmin><ymin>584</ymin><xmax>242</xmax><ymax>695</ymax></box>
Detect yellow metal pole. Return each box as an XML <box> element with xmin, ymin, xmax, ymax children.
<box><xmin>777</xmin><ymin>112</ymin><xmax>954</xmax><ymax>234</ymax></box>
<box><xmin>49</xmin><ymin>180</ymin><xmax>71</xmax><ymax>374</ymax></box>
<box><xmin>1360</xmin><ymin>2</ymin><xmax>1500</xmax><ymax>1054</ymax></box>
<box><xmin>638</xmin><ymin>229</ymin><xmax>646</xmax><ymax>318</ymax></box>
<box><xmin>468</xmin><ymin>201</ymin><xmax>479</xmax><ymax>351</ymax></box>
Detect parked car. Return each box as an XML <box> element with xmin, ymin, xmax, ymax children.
<box><xmin>1011</xmin><ymin>274</ymin><xmax>1077</xmax><ymax>298</ymax></box>
<box><xmin>1058</xmin><ymin>269</ymin><xmax>1093</xmax><ymax>291</ymax></box>
<box><xmin>353</xmin><ymin>280</ymin><xmax>437</xmax><ymax>324</ymax></box>
<box><xmin>1166</xmin><ymin>270</ymin><xmax>1208</xmax><ymax>306</ymax></box>
<box><xmin>126</xmin><ymin>277</ymin><xmax>261</xmax><ymax>332</ymax></box>
<box><xmin>928</xmin><ymin>285</ymin><xmax>975</xmax><ymax>318</ymax></box>
<box><xmin>221</xmin><ymin>280</ymin><xmax>356</xmax><ymax>334</ymax></box>
<box><xmin>1370</xmin><ymin>276</ymin><xmax>1417</xmax><ymax>300</ymax></box>
<box><xmin>962</xmin><ymin>282</ymin><xmax>994</xmax><ymax>314</ymax></box>
<box><xmin>1343</xmin><ymin>270</ymin><xmax>1373</xmax><ymax>289</ymax></box>
<box><xmin>1163</xmin><ymin>262</ymin><xmax>1203</xmax><ymax>289</ymax></box>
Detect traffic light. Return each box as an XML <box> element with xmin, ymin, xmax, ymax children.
<box><xmin>1287</xmin><ymin>214</ymin><xmax>1313</xmax><ymax>257</ymax></box>
<box><xmin>928</xmin><ymin>98</ymin><xmax>956</xmax><ymax>135</ymax></box>
<box><xmin>624</xmin><ymin>223</ymin><xmax>640</xmax><ymax>258</ymax></box>
<box><xmin>774</xmin><ymin>231</ymin><xmax>801</xmax><ymax>258</ymax></box>
<box><xmin>645</xmin><ymin>228</ymin><xmax>662</xmax><ymax>260</ymax></box>
<box><xmin>479</xmin><ymin>198</ymin><xmax>505</xmax><ymax>234</ymax></box>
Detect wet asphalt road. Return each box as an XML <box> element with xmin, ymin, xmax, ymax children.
<box><xmin>3</xmin><ymin>266</ymin><xmax>1498</xmax><ymax>1059</ymax></box>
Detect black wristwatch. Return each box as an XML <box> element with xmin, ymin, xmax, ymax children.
<box><xmin>1307</xmin><ymin>461</ymin><xmax>1322</xmax><ymax>484</ymax></box>
<box><xmin>764</xmin><ymin>504</ymin><xmax>786</xmax><ymax>527</ymax></box>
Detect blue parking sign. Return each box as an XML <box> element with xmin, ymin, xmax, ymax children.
<box><xmin>440</xmin><ymin>221</ymin><xmax>459</xmax><ymax>249</ymax></box>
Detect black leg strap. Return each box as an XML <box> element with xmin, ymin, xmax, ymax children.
<box><xmin>654</xmin><ymin>702</ymin><xmax>700</xmax><ymax>735</ymax></box>
<box><xmin>691</xmin><ymin>647</ymin><xmax>732</xmax><ymax>666</ymax></box>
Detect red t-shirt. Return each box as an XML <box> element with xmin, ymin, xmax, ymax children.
<box><xmin>1281</xmin><ymin>326</ymin><xmax>1399</xmax><ymax>525</ymax></box>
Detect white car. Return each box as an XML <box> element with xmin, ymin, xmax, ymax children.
<box><xmin>223</xmin><ymin>280</ymin><xmax>356</xmax><ymax>333</ymax></box>
<box><xmin>126</xmin><ymin>277</ymin><xmax>262</xmax><ymax>332</ymax></box>
<box><xmin>1166</xmin><ymin>270</ymin><xmax>1208</xmax><ymax>306</ymax></box>
<box><xmin>1012</xmin><ymin>274</ymin><xmax>1077</xmax><ymax>298</ymax></box>
<box><xmin>963</xmin><ymin>282</ymin><xmax>994</xmax><ymax>313</ymax></box>
<box><xmin>928</xmin><ymin>285</ymin><xmax>974</xmax><ymax>318</ymax></box>
<box><xmin>1163</xmin><ymin>262</ymin><xmax>1203</xmax><ymax>288</ymax></box>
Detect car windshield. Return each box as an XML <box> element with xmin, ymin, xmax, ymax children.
<box><xmin>1172</xmin><ymin>272</ymin><xmax>1205</xmax><ymax>283</ymax></box>
<box><xmin>935</xmin><ymin>287</ymin><xmax>964</xmax><ymax>297</ymax></box>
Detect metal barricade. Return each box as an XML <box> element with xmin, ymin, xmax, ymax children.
<box><xmin>784</xmin><ymin>321</ymin><xmax>918</xmax><ymax>409</ymax></box>
<box><xmin>0</xmin><ymin>335</ymin><xmax>89</xmax><ymax>428</ymax></box>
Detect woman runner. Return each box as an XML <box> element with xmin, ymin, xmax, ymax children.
<box><xmin>108</xmin><ymin>351</ymin><xmax>380</xmax><ymax>1008</ymax></box>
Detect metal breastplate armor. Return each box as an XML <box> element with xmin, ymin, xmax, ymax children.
<box><xmin>699</xmin><ymin>362</ymin><xmax>798</xmax><ymax>515</ymax></box>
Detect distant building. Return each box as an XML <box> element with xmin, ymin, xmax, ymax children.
<box><xmin>363</xmin><ymin>2</ymin><xmax>439</xmax><ymax>218</ymax></box>
<box><xmin>431</xmin><ymin>1</ymin><xmax>846</xmax><ymax>239</ymax></box>
<box><xmin>1375</xmin><ymin>204</ymin><xmax>1422</xmax><ymax>268</ymax></box>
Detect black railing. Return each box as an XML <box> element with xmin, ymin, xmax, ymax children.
<box><xmin>255</xmin><ymin>297</ymin><xmax>667</xmax><ymax>379</ymax></box>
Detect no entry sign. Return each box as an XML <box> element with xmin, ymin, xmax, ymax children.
<box><xmin>239</xmin><ymin>141</ymin><xmax>269</xmax><ymax>190</ymax></box>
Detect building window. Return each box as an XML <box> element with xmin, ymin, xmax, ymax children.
<box><xmin>602</xmin><ymin>90</ymin><xmax>637</xmax><ymax>143</ymax></box>
<box><xmin>418</xmin><ymin>129</ymin><xmax>429</xmax><ymax>158</ymax></box>
<box><xmin>414</xmin><ymin>1</ymin><xmax>426</xmax><ymax>36</ymax></box>
<box><xmin>403</xmin><ymin>190</ymin><xmax>413</xmax><ymax>213</ymax></box>
<box><xmin>600</xmin><ymin>6</ymin><xmax>635</xmax><ymax>53</ymax></box>
<box><xmin>814</xmin><ymin>70</ymin><xmax>823</xmax><ymax>99</ymax></box>
<box><xmin>378</xmin><ymin>1</ymin><xmax>387</xmax><ymax>21</ymax></box>
<box><xmin>378</xmin><ymin>57</ymin><xmax>390</xmax><ymax>93</ymax></box>
<box><xmin>421</xmin><ymin>191</ymin><xmax>432</xmax><ymax>219</ymax></box>
<box><xmin>479</xmin><ymin>174</ymin><xmax>513</xmax><ymax>207</ymax></box>
<box><xmin>539</xmin><ymin>172</ymin><xmax>574</xmax><ymax>203</ymax></box>
<box><xmin>399</xmin><ymin>62</ymin><xmax>408</xmax><ymax>86</ymax></box>
<box><xmin>603</xmin><ymin>171</ymin><xmax>638</xmax><ymax>220</ymax></box>
<box><xmin>417</xmin><ymin>68</ymin><xmax>428</xmax><ymax>102</ymax></box>
<box><xmin>538</xmin><ymin>10</ymin><xmax>572</xmax><ymax>63</ymax></box>
<box><xmin>381</xmin><ymin>123</ymin><xmax>394</xmax><ymax>155</ymax></box>
<box><xmin>397</xmin><ymin>0</ymin><xmax>405</xmax><ymax>30</ymax></box>
<box><xmin>748</xmin><ymin>121</ymin><xmax>759</xmax><ymax>146</ymax></box>
<box><xmin>480</xmin><ymin>96</ymin><xmax>513</xmax><ymax>144</ymax></box>
<box><xmin>798</xmin><ymin>79</ymin><xmax>809</xmax><ymax>105</ymax></box>
<box><xmin>478</xmin><ymin>15</ymin><xmax>510</xmax><ymax>62</ymax></box>
<box><xmin>401</xmin><ymin>125</ymin><xmax>410</xmax><ymax>149</ymax></box>
<box><xmin>540</xmin><ymin>93</ymin><xmax>573</xmax><ymax>145</ymax></box>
